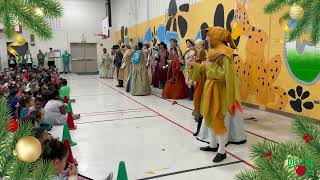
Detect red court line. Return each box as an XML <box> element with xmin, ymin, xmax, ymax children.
<box><xmin>81</xmin><ymin>109</ymin><xmax>151</xmax><ymax>117</ymax></box>
<box><xmin>79</xmin><ymin>108</ymin><xmax>147</xmax><ymax>115</ymax></box>
<box><xmin>94</xmin><ymin>78</ymin><xmax>256</xmax><ymax>169</ymax></box>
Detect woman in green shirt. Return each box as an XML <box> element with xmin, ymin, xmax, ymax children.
<box><xmin>62</xmin><ymin>50</ymin><xmax>71</xmax><ymax>74</ymax></box>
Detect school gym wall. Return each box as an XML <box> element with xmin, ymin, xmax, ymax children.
<box><xmin>111</xmin><ymin>0</ymin><xmax>320</xmax><ymax>120</ymax></box>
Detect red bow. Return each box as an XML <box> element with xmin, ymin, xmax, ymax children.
<box><xmin>303</xmin><ymin>134</ymin><xmax>313</xmax><ymax>143</ymax></box>
<box><xmin>230</xmin><ymin>101</ymin><xmax>243</xmax><ymax>117</ymax></box>
<box><xmin>263</xmin><ymin>151</ymin><xmax>272</xmax><ymax>160</ymax></box>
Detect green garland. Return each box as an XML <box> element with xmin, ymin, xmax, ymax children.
<box><xmin>0</xmin><ymin>99</ymin><xmax>55</xmax><ymax>179</ymax></box>
<box><xmin>0</xmin><ymin>0</ymin><xmax>63</xmax><ymax>40</ymax></box>
<box><xmin>264</xmin><ymin>0</ymin><xmax>320</xmax><ymax>43</ymax></box>
<box><xmin>236</xmin><ymin>117</ymin><xmax>320</xmax><ymax>180</ymax></box>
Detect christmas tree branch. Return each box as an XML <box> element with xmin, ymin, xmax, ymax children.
<box><xmin>292</xmin><ymin>117</ymin><xmax>320</xmax><ymax>154</ymax></box>
<box><xmin>236</xmin><ymin>170</ymin><xmax>259</xmax><ymax>180</ymax></box>
<box><xmin>7</xmin><ymin>160</ymin><xmax>32</xmax><ymax>180</ymax></box>
<box><xmin>32</xmin><ymin>160</ymin><xmax>55</xmax><ymax>180</ymax></box>
<box><xmin>12</xmin><ymin>2</ymin><xmax>53</xmax><ymax>40</ymax></box>
<box><xmin>264</xmin><ymin>0</ymin><xmax>289</xmax><ymax>14</ymax></box>
<box><xmin>23</xmin><ymin>0</ymin><xmax>63</xmax><ymax>18</ymax></box>
<box><xmin>1</xmin><ymin>1</ymin><xmax>16</xmax><ymax>39</ymax></box>
<box><xmin>310</xmin><ymin>0</ymin><xmax>320</xmax><ymax>43</ymax></box>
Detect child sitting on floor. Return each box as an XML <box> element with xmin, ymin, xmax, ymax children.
<box><xmin>17</xmin><ymin>95</ymin><xmax>33</xmax><ymax>120</ymax></box>
<box><xmin>30</xmin><ymin>96</ymin><xmax>52</xmax><ymax>131</ymax></box>
<box><xmin>59</xmin><ymin>79</ymin><xmax>75</xmax><ymax>103</ymax></box>
<box><xmin>29</xmin><ymin>110</ymin><xmax>43</xmax><ymax>126</ymax></box>
<box><xmin>44</xmin><ymin>90</ymin><xmax>67</xmax><ymax>126</ymax></box>
<box><xmin>34</xmin><ymin>127</ymin><xmax>53</xmax><ymax>144</ymax></box>
<box><xmin>42</xmin><ymin>139</ymin><xmax>78</xmax><ymax>180</ymax></box>
<box><xmin>59</xmin><ymin>79</ymin><xmax>70</xmax><ymax>101</ymax></box>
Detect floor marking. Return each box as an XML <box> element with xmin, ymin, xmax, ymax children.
<box><xmin>78</xmin><ymin>108</ymin><xmax>147</xmax><ymax>115</ymax></box>
<box><xmin>72</xmin><ymin>93</ymin><xmax>114</xmax><ymax>98</ymax></box>
<box><xmin>81</xmin><ymin>109</ymin><xmax>151</xmax><ymax>117</ymax></box>
<box><xmin>94</xmin><ymin>78</ymin><xmax>256</xmax><ymax>169</ymax></box>
<box><xmin>76</xmin><ymin>115</ymin><xmax>160</xmax><ymax>125</ymax></box>
<box><xmin>152</xmin><ymin>92</ymin><xmax>280</xmax><ymax>145</ymax></box>
<box><xmin>137</xmin><ymin>160</ymin><xmax>244</xmax><ymax>180</ymax></box>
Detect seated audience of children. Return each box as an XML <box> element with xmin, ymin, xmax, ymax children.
<box><xmin>1</xmin><ymin>65</ymin><xmax>114</xmax><ymax>180</ymax></box>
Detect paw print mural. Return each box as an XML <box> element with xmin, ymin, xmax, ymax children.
<box><xmin>166</xmin><ymin>0</ymin><xmax>189</xmax><ymax>39</ymax></box>
<box><xmin>288</xmin><ymin>86</ymin><xmax>314</xmax><ymax>112</ymax></box>
<box><xmin>194</xmin><ymin>3</ymin><xmax>241</xmax><ymax>47</ymax></box>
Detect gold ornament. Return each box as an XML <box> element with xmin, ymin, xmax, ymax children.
<box><xmin>35</xmin><ymin>8</ymin><xmax>44</xmax><ymax>17</ymax></box>
<box><xmin>14</xmin><ymin>136</ymin><xmax>42</xmax><ymax>163</ymax></box>
<box><xmin>289</xmin><ymin>4</ymin><xmax>304</xmax><ymax>20</ymax></box>
<box><xmin>279</xmin><ymin>17</ymin><xmax>290</xmax><ymax>32</ymax></box>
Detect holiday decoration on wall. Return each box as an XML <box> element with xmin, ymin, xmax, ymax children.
<box><xmin>236</xmin><ymin>117</ymin><xmax>320</xmax><ymax>179</ymax></box>
<box><xmin>7</xmin><ymin>32</ymin><xmax>26</xmax><ymax>63</ymax></box>
<box><xmin>0</xmin><ymin>99</ymin><xmax>55</xmax><ymax>179</ymax></box>
<box><xmin>0</xmin><ymin>0</ymin><xmax>63</xmax><ymax>40</ymax></box>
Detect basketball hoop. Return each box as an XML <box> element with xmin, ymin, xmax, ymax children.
<box><xmin>95</xmin><ymin>33</ymin><xmax>110</xmax><ymax>39</ymax></box>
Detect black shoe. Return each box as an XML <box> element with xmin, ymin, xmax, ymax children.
<box><xmin>116</xmin><ymin>85</ymin><xmax>121</xmax><ymax>87</ymax></box>
<box><xmin>200</xmin><ymin>146</ymin><xmax>218</xmax><ymax>152</ymax></box>
<box><xmin>193</xmin><ymin>132</ymin><xmax>199</xmax><ymax>136</ymax></box>
<box><xmin>213</xmin><ymin>153</ymin><xmax>227</xmax><ymax>163</ymax></box>
<box><xmin>193</xmin><ymin>118</ymin><xmax>202</xmax><ymax>137</ymax></box>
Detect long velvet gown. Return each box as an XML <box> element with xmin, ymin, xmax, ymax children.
<box><xmin>130</xmin><ymin>50</ymin><xmax>151</xmax><ymax>96</ymax></box>
<box><xmin>162</xmin><ymin>55</ymin><xmax>188</xmax><ymax>99</ymax></box>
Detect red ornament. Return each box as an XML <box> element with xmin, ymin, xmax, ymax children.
<box><xmin>263</xmin><ymin>151</ymin><xmax>273</xmax><ymax>160</ymax></box>
<box><xmin>303</xmin><ymin>134</ymin><xmax>313</xmax><ymax>143</ymax></box>
<box><xmin>7</xmin><ymin>118</ymin><xmax>19</xmax><ymax>132</ymax></box>
<box><xmin>295</xmin><ymin>165</ymin><xmax>307</xmax><ymax>176</ymax></box>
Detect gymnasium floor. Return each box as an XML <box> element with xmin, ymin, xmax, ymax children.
<box><xmin>52</xmin><ymin>74</ymin><xmax>295</xmax><ymax>180</ymax></box>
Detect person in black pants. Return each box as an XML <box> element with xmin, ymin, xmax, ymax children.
<box><xmin>112</xmin><ymin>45</ymin><xmax>123</xmax><ymax>87</ymax></box>
<box><xmin>8</xmin><ymin>54</ymin><xmax>17</xmax><ymax>69</ymax></box>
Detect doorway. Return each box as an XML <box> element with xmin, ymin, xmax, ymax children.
<box><xmin>70</xmin><ymin>43</ymin><xmax>98</xmax><ymax>73</ymax></box>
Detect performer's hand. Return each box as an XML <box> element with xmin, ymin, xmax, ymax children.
<box><xmin>67</xmin><ymin>164</ymin><xmax>78</xmax><ymax>176</ymax></box>
<box><xmin>189</xmin><ymin>61</ymin><xmax>196</xmax><ymax>67</ymax></box>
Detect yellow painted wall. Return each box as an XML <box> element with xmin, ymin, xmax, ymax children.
<box><xmin>114</xmin><ymin>0</ymin><xmax>320</xmax><ymax>120</ymax></box>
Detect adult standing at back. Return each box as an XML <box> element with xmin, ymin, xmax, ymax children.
<box><xmin>37</xmin><ymin>49</ymin><xmax>45</xmax><ymax>67</ymax></box>
<box><xmin>113</xmin><ymin>45</ymin><xmax>124</xmax><ymax>87</ymax></box>
<box><xmin>99</xmin><ymin>48</ymin><xmax>112</xmax><ymax>78</ymax></box>
<box><xmin>62</xmin><ymin>50</ymin><xmax>71</xmax><ymax>74</ymax></box>
<box><xmin>47</xmin><ymin>48</ymin><xmax>55</xmax><ymax>69</ymax></box>
<box><xmin>24</xmin><ymin>50</ymin><xmax>33</xmax><ymax>68</ymax></box>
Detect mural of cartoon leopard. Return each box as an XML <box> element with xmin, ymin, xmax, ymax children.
<box><xmin>231</xmin><ymin>0</ymin><xmax>288</xmax><ymax>110</ymax></box>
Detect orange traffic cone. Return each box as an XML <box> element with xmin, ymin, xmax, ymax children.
<box><xmin>64</xmin><ymin>139</ymin><xmax>78</xmax><ymax>165</ymax></box>
<box><xmin>64</xmin><ymin>96</ymin><xmax>68</xmax><ymax>104</ymax></box>
<box><xmin>67</xmin><ymin>112</ymin><xmax>77</xmax><ymax>130</ymax></box>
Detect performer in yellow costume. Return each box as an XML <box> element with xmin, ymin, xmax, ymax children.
<box><xmin>192</xmin><ymin>26</ymin><xmax>243</xmax><ymax>163</ymax></box>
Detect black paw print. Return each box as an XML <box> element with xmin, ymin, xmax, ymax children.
<box><xmin>288</xmin><ymin>86</ymin><xmax>314</xmax><ymax>112</ymax></box>
<box><xmin>196</xmin><ymin>4</ymin><xmax>241</xmax><ymax>47</ymax></box>
<box><xmin>166</xmin><ymin>0</ymin><xmax>189</xmax><ymax>38</ymax></box>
